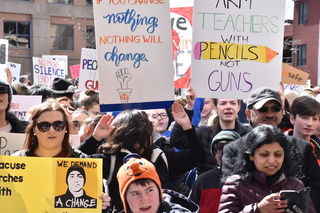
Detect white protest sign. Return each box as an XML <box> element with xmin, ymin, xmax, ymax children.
<box><xmin>191</xmin><ymin>0</ymin><xmax>286</xmax><ymax>99</ymax></box>
<box><xmin>0</xmin><ymin>39</ymin><xmax>8</xmax><ymax>70</ymax></box>
<box><xmin>7</xmin><ymin>62</ymin><xmax>21</xmax><ymax>83</ymax></box>
<box><xmin>93</xmin><ymin>0</ymin><xmax>174</xmax><ymax>111</ymax></box>
<box><xmin>33</xmin><ymin>57</ymin><xmax>66</xmax><ymax>87</ymax></box>
<box><xmin>284</xmin><ymin>84</ymin><xmax>304</xmax><ymax>96</ymax></box>
<box><xmin>78</xmin><ymin>48</ymin><xmax>99</xmax><ymax>91</ymax></box>
<box><xmin>43</xmin><ymin>55</ymin><xmax>68</xmax><ymax>76</ymax></box>
<box><xmin>0</xmin><ymin>132</ymin><xmax>81</xmax><ymax>156</ymax></box>
<box><xmin>0</xmin><ymin>132</ymin><xmax>25</xmax><ymax>156</ymax></box>
<box><xmin>10</xmin><ymin>95</ymin><xmax>42</xmax><ymax>121</ymax></box>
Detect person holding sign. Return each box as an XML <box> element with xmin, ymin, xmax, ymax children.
<box><xmin>55</xmin><ymin>165</ymin><xmax>97</xmax><ymax>208</ymax></box>
<box><xmin>11</xmin><ymin>98</ymin><xmax>111</xmax><ymax>210</ymax></box>
<box><xmin>219</xmin><ymin>125</ymin><xmax>315</xmax><ymax>213</ymax></box>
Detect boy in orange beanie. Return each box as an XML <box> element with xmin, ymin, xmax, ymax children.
<box><xmin>117</xmin><ymin>153</ymin><xmax>198</xmax><ymax>213</ymax></box>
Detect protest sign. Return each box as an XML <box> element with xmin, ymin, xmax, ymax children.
<box><xmin>0</xmin><ymin>155</ymin><xmax>102</xmax><ymax>213</ymax></box>
<box><xmin>93</xmin><ymin>0</ymin><xmax>174</xmax><ymax>111</ymax></box>
<box><xmin>191</xmin><ymin>0</ymin><xmax>286</xmax><ymax>99</ymax></box>
<box><xmin>170</xmin><ymin>1</ymin><xmax>193</xmax><ymax>88</ymax></box>
<box><xmin>284</xmin><ymin>84</ymin><xmax>304</xmax><ymax>96</ymax></box>
<box><xmin>7</xmin><ymin>62</ymin><xmax>21</xmax><ymax>83</ymax></box>
<box><xmin>33</xmin><ymin>57</ymin><xmax>66</xmax><ymax>87</ymax></box>
<box><xmin>0</xmin><ymin>39</ymin><xmax>8</xmax><ymax>69</ymax></box>
<box><xmin>282</xmin><ymin>63</ymin><xmax>309</xmax><ymax>85</ymax></box>
<box><xmin>0</xmin><ymin>132</ymin><xmax>81</xmax><ymax>156</ymax></box>
<box><xmin>78</xmin><ymin>48</ymin><xmax>99</xmax><ymax>91</ymax></box>
<box><xmin>43</xmin><ymin>55</ymin><xmax>69</xmax><ymax>76</ymax></box>
<box><xmin>0</xmin><ymin>133</ymin><xmax>25</xmax><ymax>156</ymax></box>
<box><xmin>10</xmin><ymin>95</ymin><xmax>42</xmax><ymax>120</ymax></box>
<box><xmin>70</xmin><ymin>64</ymin><xmax>80</xmax><ymax>79</ymax></box>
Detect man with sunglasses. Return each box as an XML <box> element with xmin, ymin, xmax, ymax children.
<box><xmin>221</xmin><ymin>87</ymin><xmax>320</xmax><ymax>212</ymax></box>
<box><xmin>0</xmin><ymin>80</ymin><xmax>28</xmax><ymax>133</ymax></box>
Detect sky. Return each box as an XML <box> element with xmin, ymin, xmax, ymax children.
<box><xmin>285</xmin><ymin>0</ymin><xmax>294</xmax><ymax>20</ymax></box>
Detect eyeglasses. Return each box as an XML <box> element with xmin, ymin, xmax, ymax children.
<box><xmin>36</xmin><ymin>121</ymin><xmax>66</xmax><ymax>132</ymax></box>
<box><xmin>152</xmin><ymin>113</ymin><xmax>168</xmax><ymax>119</ymax></box>
<box><xmin>72</xmin><ymin>120</ymin><xmax>83</xmax><ymax>130</ymax></box>
<box><xmin>254</xmin><ymin>105</ymin><xmax>282</xmax><ymax>113</ymax></box>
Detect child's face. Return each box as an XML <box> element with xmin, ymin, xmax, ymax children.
<box><xmin>290</xmin><ymin>114</ymin><xmax>320</xmax><ymax>139</ymax></box>
<box><xmin>126</xmin><ymin>181</ymin><xmax>160</xmax><ymax>213</ymax></box>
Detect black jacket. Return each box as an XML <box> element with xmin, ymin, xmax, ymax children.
<box><xmin>170</xmin><ymin>116</ymin><xmax>251</xmax><ymax>174</ymax></box>
<box><xmin>6</xmin><ymin>112</ymin><xmax>28</xmax><ymax>133</ymax></box>
<box><xmin>79</xmin><ymin>128</ymin><xmax>206</xmax><ymax>212</ymax></box>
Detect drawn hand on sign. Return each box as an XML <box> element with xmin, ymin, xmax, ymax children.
<box><xmin>116</xmin><ymin>68</ymin><xmax>132</xmax><ymax>103</ymax></box>
<box><xmin>116</xmin><ymin>68</ymin><xmax>132</xmax><ymax>89</ymax></box>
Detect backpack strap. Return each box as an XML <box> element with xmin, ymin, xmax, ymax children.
<box><xmin>151</xmin><ymin>148</ymin><xmax>168</xmax><ymax>171</ymax></box>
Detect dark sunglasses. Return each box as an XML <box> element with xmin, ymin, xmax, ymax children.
<box><xmin>36</xmin><ymin>121</ymin><xmax>66</xmax><ymax>132</ymax></box>
<box><xmin>0</xmin><ymin>85</ymin><xmax>9</xmax><ymax>94</ymax></box>
<box><xmin>254</xmin><ymin>105</ymin><xmax>282</xmax><ymax>113</ymax></box>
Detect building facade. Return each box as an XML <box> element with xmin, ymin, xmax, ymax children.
<box><xmin>284</xmin><ymin>0</ymin><xmax>320</xmax><ymax>86</ymax></box>
<box><xmin>0</xmin><ymin>0</ymin><xmax>94</xmax><ymax>81</ymax></box>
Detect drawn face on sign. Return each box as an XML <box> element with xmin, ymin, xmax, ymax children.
<box><xmin>67</xmin><ymin>170</ymin><xmax>85</xmax><ymax>193</ymax></box>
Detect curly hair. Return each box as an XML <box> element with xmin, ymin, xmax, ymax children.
<box><xmin>231</xmin><ymin>124</ymin><xmax>303</xmax><ymax>182</ymax></box>
<box><xmin>22</xmin><ymin>98</ymin><xmax>72</xmax><ymax>156</ymax></box>
<box><xmin>98</xmin><ymin>110</ymin><xmax>154</xmax><ymax>155</ymax></box>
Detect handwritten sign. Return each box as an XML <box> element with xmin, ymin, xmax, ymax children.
<box><xmin>43</xmin><ymin>55</ymin><xmax>68</xmax><ymax>77</ymax></box>
<box><xmin>191</xmin><ymin>0</ymin><xmax>286</xmax><ymax>99</ymax></box>
<box><xmin>7</xmin><ymin>62</ymin><xmax>21</xmax><ymax>83</ymax></box>
<box><xmin>0</xmin><ymin>155</ymin><xmax>102</xmax><ymax>213</ymax></box>
<box><xmin>9</xmin><ymin>95</ymin><xmax>42</xmax><ymax>121</ymax></box>
<box><xmin>70</xmin><ymin>64</ymin><xmax>80</xmax><ymax>79</ymax></box>
<box><xmin>93</xmin><ymin>0</ymin><xmax>174</xmax><ymax>111</ymax></box>
<box><xmin>0</xmin><ymin>132</ymin><xmax>81</xmax><ymax>156</ymax></box>
<box><xmin>282</xmin><ymin>63</ymin><xmax>309</xmax><ymax>85</ymax></box>
<box><xmin>170</xmin><ymin>3</ymin><xmax>193</xmax><ymax>88</ymax></box>
<box><xmin>78</xmin><ymin>48</ymin><xmax>99</xmax><ymax>91</ymax></box>
<box><xmin>33</xmin><ymin>57</ymin><xmax>66</xmax><ymax>87</ymax></box>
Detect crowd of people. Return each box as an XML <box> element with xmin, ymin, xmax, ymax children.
<box><xmin>1</xmin><ymin>67</ymin><xmax>320</xmax><ymax>213</ymax></box>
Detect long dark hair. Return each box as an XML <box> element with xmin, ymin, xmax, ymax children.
<box><xmin>231</xmin><ymin>124</ymin><xmax>302</xmax><ymax>182</ymax></box>
<box><xmin>22</xmin><ymin>98</ymin><xmax>72</xmax><ymax>156</ymax></box>
<box><xmin>98</xmin><ymin>110</ymin><xmax>154</xmax><ymax>155</ymax></box>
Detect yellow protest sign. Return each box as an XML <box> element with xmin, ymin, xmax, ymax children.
<box><xmin>193</xmin><ymin>41</ymin><xmax>278</xmax><ymax>63</ymax></box>
<box><xmin>0</xmin><ymin>156</ymin><xmax>102</xmax><ymax>213</ymax></box>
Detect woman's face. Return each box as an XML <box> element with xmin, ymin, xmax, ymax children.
<box><xmin>34</xmin><ymin>110</ymin><xmax>66</xmax><ymax>153</ymax></box>
<box><xmin>249</xmin><ymin>142</ymin><xmax>284</xmax><ymax>176</ymax></box>
<box><xmin>214</xmin><ymin>99</ymin><xmax>240</xmax><ymax>123</ymax></box>
<box><xmin>67</xmin><ymin>170</ymin><xmax>85</xmax><ymax>192</ymax></box>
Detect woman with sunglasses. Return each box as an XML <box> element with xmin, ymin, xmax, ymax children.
<box><xmin>12</xmin><ymin>98</ymin><xmax>111</xmax><ymax>210</ymax></box>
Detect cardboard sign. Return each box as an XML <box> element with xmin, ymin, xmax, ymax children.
<box><xmin>9</xmin><ymin>95</ymin><xmax>42</xmax><ymax>121</ymax></box>
<box><xmin>7</xmin><ymin>62</ymin><xmax>21</xmax><ymax>83</ymax></box>
<box><xmin>78</xmin><ymin>48</ymin><xmax>99</xmax><ymax>91</ymax></box>
<box><xmin>282</xmin><ymin>63</ymin><xmax>309</xmax><ymax>85</ymax></box>
<box><xmin>0</xmin><ymin>155</ymin><xmax>102</xmax><ymax>213</ymax></box>
<box><xmin>33</xmin><ymin>57</ymin><xmax>66</xmax><ymax>87</ymax></box>
<box><xmin>191</xmin><ymin>0</ymin><xmax>286</xmax><ymax>99</ymax></box>
<box><xmin>0</xmin><ymin>132</ymin><xmax>81</xmax><ymax>156</ymax></box>
<box><xmin>93</xmin><ymin>0</ymin><xmax>174</xmax><ymax>111</ymax></box>
<box><xmin>70</xmin><ymin>64</ymin><xmax>81</xmax><ymax>79</ymax></box>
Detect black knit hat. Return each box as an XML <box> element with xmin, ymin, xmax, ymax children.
<box><xmin>0</xmin><ymin>80</ymin><xmax>13</xmax><ymax>112</ymax></box>
<box><xmin>51</xmin><ymin>77</ymin><xmax>75</xmax><ymax>98</ymax></box>
<box><xmin>210</xmin><ymin>130</ymin><xmax>241</xmax><ymax>156</ymax></box>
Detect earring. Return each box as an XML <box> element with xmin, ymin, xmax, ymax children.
<box><xmin>65</xmin><ymin>131</ymin><xmax>68</xmax><ymax>133</ymax></box>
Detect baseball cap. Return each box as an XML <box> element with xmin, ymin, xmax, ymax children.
<box><xmin>247</xmin><ymin>87</ymin><xmax>282</xmax><ymax>109</ymax></box>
